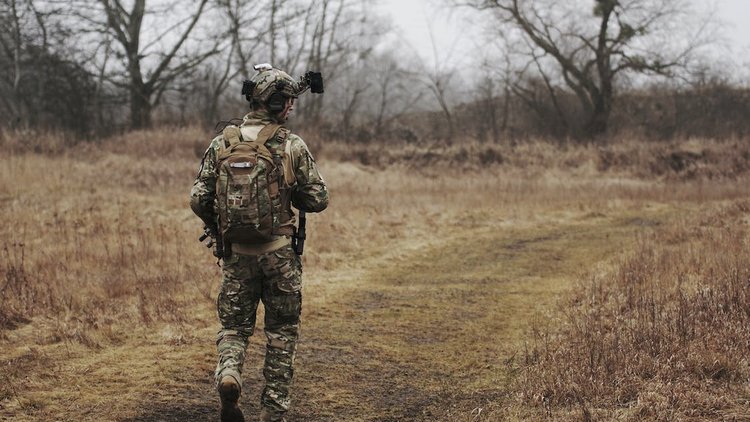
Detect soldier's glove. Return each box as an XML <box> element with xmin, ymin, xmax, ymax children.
<box><xmin>199</xmin><ymin>226</ymin><xmax>215</xmax><ymax>249</ymax></box>
<box><xmin>199</xmin><ymin>225</ymin><xmax>226</xmax><ymax>261</ymax></box>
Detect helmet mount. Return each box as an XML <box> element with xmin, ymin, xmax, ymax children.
<box><xmin>242</xmin><ymin>64</ymin><xmax>325</xmax><ymax>112</ymax></box>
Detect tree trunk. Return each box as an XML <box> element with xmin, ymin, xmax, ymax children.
<box><xmin>586</xmin><ymin>94</ymin><xmax>611</xmax><ymax>139</ymax></box>
<box><xmin>130</xmin><ymin>84</ymin><xmax>152</xmax><ymax>129</ymax></box>
<box><xmin>203</xmin><ymin>94</ymin><xmax>220</xmax><ymax>129</ymax></box>
<box><xmin>500</xmin><ymin>85</ymin><xmax>510</xmax><ymax>137</ymax></box>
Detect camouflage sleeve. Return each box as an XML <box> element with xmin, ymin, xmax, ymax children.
<box><xmin>288</xmin><ymin>134</ymin><xmax>329</xmax><ymax>213</ymax></box>
<box><xmin>190</xmin><ymin>136</ymin><xmax>223</xmax><ymax>226</ymax></box>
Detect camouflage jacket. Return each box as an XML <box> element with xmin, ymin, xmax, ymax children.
<box><xmin>190</xmin><ymin>111</ymin><xmax>329</xmax><ymax>230</ymax></box>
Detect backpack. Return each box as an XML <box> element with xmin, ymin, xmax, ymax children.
<box><xmin>215</xmin><ymin>123</ymin><xmax>296</xmax><ymax>244</ymax></box>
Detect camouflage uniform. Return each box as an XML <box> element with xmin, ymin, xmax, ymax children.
<box><xmin>190</xmin><ymin>110</ymin><xmax>328</xmax><ymax>419</ymax></box>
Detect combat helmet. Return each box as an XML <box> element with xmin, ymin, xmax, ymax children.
<box><xmin>242</xmin><ymin>64</ymin><xmax>299</xmax><ymax>112</ymax></box>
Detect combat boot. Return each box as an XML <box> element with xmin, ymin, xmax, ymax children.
<box><xmin>259</xmin><ymin>407</ymin><xmax>286</xmax><ymax>422</ymax></box>
<box><xmin>218</xmin><ymin>375</ymin><xmax>244</xmax><ymax>422</ymax></box>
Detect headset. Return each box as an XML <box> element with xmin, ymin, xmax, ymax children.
<box><xmin>267</xmin><ymin>81</ymin><xmax>289</xmax><ymax>112</ymax></box>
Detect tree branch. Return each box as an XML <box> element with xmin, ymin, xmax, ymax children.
<box><xmin>145</xmin><ymin>0</ymin><xmax>208</xmax><ymax>87</ymax></box>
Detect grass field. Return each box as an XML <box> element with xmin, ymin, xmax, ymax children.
<box><xmin>1</xmin><ymin>129</ymin><xmax>749</xmax><ymax>421</ymax></box>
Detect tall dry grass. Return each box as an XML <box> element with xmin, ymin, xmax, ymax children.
<box><xmin>515</xmin><ymin>201</ymin><xmax>750</xmax><ymax>420</ymax></box>
<box><xmin>0</xmin><ymin>126</ymin><xmax>212</xmax><ymax>343</ymax></box>
<box><xmin>2</xmin><ymin>127</ymin><xmax>749</xmax><ymax>335</ymax></box>
<box><xmin>2</xmin><ymin>127</ymin><xmax>750</xmax><ymax>421</ymax></box>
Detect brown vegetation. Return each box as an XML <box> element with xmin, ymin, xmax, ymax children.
<box><xmin>318</xmin><ymin>135</ymin><xmax>750</xmax><ymax>182</ymax></box>
<box><xmin>514</xmin><ymin>201</ymin><xmax>750</xmax><ymax>420</ymax></box>
<box><xmin>1</xmin><ymin>128</ymin><xmax>749</xmax><ymax>420</ymax></box>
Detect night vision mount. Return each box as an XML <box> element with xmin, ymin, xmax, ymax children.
<box><xmin>297</xmin><ymin>71</ymin><xmax>325</xmax><ymax>95</ymax></box>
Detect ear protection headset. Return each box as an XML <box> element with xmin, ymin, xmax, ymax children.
<box><xmin>267</xmin><ymin>80</ymin><xmax>289</xmax><ymax>112</ymax></box>
<box><xmin>267</xmin><ymin>93</ymin><xmax>287</xmax><ymax>112</ymax></box>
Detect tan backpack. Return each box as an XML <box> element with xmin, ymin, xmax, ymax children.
<box><xmin>215</xmin><ymin>123</ymin><xmax>296</xmax><ymax>244</ymax></box>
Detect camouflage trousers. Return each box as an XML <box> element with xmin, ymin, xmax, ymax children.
<box><xmin>215</xmin><ymin>244</ymin><xmax>302</xmax><ymax>415</ymax></box>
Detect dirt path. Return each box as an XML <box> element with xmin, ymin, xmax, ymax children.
<box><xmin>282</xmin><ymin>209</ymin><xmax>667</xmax><ymax>421</ymax></box>
<box><xmin>132</xmin><ymin>207</ymin><xmax>671</xmax><ymax>421</ymax></box>
<box><xmin>2</xmin><ymin>207</ymin><xmax>674</xmax><ymax>422</ymax></box>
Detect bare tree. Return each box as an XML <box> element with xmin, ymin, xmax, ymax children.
<box><xmin>0</xmin><ymin>0</ymin><xmax>98</xmax><ymax>133</ymax></box>
<box><xmin>508</xmin><ymin>48</ymin><xmax>572</xmax><ymax>137</ymax></box>
<box><xmin>420</xmin><ymin>65</ymin><xmax>456</xmax><ymax>140</ymax></box>
<box><xmin>371</xmin><ymin>54</ymin><xmax>424</xmax><ymax>135</ymax></box>
<box><xmin>294</xmin><ymin>0</ymin><xmax>385</xmax><ymax>125</ymax></box>
<box><xmin>195</xmin><ymin>0</ymin><xmax>271</xmax><ymax>127</ymax></box>
<box><xmin>336</xmin><ymin>69</ymin><xmax>369</xmax><ymax>138</ymax></box>
<box><xmin>90</xmin><ymin>0</ymin><xmax>215</xmax><ymax>129</ymax></box>
<box><xmin>457</xmin><ymin>0</ymin><xmax>715</xmax><ymax>138</ymax></box>
<box><xmin>472</xmin><ymin>71</ymin><xmax>501</xmax><ymax>143</ymax></box>
<box><xmin>161</xmin><ymin>0</ymin><xmax>387</xmax><ymax>131</ymax></box>
<box><xmin>0</xmin><ymin>0</ymin><xmax>49</xmax><ymax>124</ymax></box>
<box><xmin>414</xmin><ymin>20</ymin><xmax>458</xmax><ymax>142</ymax></box>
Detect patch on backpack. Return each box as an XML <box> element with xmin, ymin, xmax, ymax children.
<box><xmin>228</xmin><ymin>195</ymin><xmax>246</xmax><ymax>207</ymax></box>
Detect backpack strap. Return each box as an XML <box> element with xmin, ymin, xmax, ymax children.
<box><xmin>270</xmin><ymin>127</ymin><xmax>290</xmax><ymax>170</ymax></box>
<box><xmin>280</xmin><ymin>129</ymin><xmax>296</xmax><ymax>186</ymax></box>
<box><xmin>219</xmin><ymin>125</ymin><xmax>242</xmax><ymax>157</ymax></box>
<box><xmin>221</xmin><ymin>125</ymin><xmax>242</xmax><ymax>148</ymax></box>
<box><xmin>237</xmin><ymin>123</ymin><xmax>280</xmax><ymax>162</ymax></box>
<box><xmin>265</xmin><ymin>127</ymin><xmax>290</xmax><ymax>191</ymax></box>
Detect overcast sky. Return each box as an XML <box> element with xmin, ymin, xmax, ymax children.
<box><xmin>715</xmin><ymin>0</ymin><xmax>750</xmax><ymax>50</ymax></box>
<box><xmin>378</xmin><ymin>0</ymin><xmax>750</xmax><ymax>68</ymax></box>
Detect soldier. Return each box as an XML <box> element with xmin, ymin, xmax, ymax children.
<box><xmin>190</xmin><ymin>64</ymin><xmax>328</xmax><ymax>422</ymax></box>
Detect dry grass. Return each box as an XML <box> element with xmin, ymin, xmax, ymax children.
<box><xmin>512</xmin><ymin>201</ymin><xmax>750</xmax><ymax>421</ymax></box>
<box><xmin>0</xmin><ymin>127</ymin><xmax>211</xmax><ymax>334</ymax></box>
<box><xmin>1</xmin><ymin>127</ymin><xmax>749</xmax><ymax>421</ymax></box>
<box><xmin>315</xmin><ymin>135</ymin><xmax>750</xmax><ymax>181</ymax></box>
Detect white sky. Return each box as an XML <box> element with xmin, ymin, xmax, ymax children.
<box><xmin>378</xmin><ymin>0</ymin><xmax>750</xmax><ymax>67</ymax></box>
<box><xmin>718</xmin><ymin>0</ymin><xmax>750</xmax><ymax>50</ymax></box>
<box><xmin>376</xmin><ymin>0</ymin><xmax>476</xmax><ymax>68</ymax></box>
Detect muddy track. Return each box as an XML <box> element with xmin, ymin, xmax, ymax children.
<box><xmin>124</xmin><ymin>211</ymin><xmax>655</xmax><ymax>421</ymax></box>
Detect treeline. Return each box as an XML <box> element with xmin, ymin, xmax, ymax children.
<box><xmin>1</xmin><ymin>0</ymin><xmax>748</xmax><ymax>143</ymax></box>
<box><xmin>448</xmin><ymin>82</ymin><xmax>750</xmax><ymax>143</ymax></box>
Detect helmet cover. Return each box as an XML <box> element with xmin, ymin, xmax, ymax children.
<box><xmin>247</xmin><ymin>66</ymin><xmax>299</xmax><ymax>104</ymax></box>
